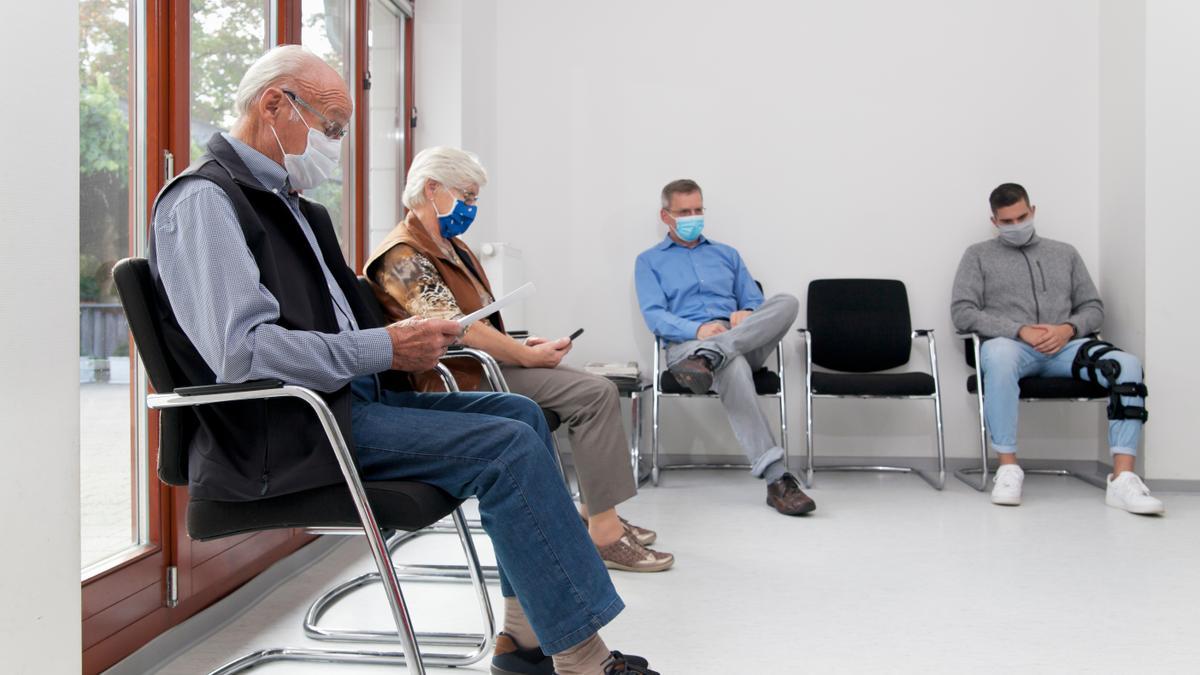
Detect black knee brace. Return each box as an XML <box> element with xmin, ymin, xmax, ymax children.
<box><xmin>1071</xmin><ymin>339</ymin><xmax>1148</xmax><ymax>422</ymax></box>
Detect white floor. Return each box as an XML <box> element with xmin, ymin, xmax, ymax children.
<box><xmin>147</xmin><ymin>470</ymin><xmax>1200</xmax><ymax>674</ymax></box>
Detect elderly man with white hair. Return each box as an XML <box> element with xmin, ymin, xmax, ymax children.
<box><xmin>148</xmin><ymin>45</ymin><xmax>656</xmax><ymax>675</ymax></box>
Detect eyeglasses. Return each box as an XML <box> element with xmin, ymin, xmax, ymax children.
<box><xmin>666</xmin><ymin>207</ymin><xmax>705</xmax><ymax>217</ymax></box>
<box><xmin>444</xmin><ymin>185</ymin><xmax>479</xmax><ymax>205</ymax></box>
<box><xmin>282</xmin><ymin>89</ymin><xmax>349</xmax><ymax>140</ymax></box>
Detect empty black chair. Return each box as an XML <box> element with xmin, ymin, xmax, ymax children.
<box><xmin>799</xmin><ymin>279</ymin><xmax>946</xmax><ymax>489</ymax></box>
<box><xmin>956</xmin><ymin>332</ymin><xmax>1110</xmax><ymax>491</ymax></box>
<box><xmin>113</xmin><ymin>258</ymin><xmax>494</xmax><ymax>675</ymax></box>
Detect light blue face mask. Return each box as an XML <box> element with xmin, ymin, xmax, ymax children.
<box><xmin>674</xmin><ymin>215</ymin><xmax>704</xmax><ymax>242</ymax></box>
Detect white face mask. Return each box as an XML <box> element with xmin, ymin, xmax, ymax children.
<box><xmin>997</xmin><ymin>217</ymin><xmax>1036</xmax><ymax>247</ymax></box>
<box><xmin>269</xmin><ymin>98</ymin><xmax>342</xmax><ymax>190</ymax></box>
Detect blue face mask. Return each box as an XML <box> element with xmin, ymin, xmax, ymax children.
<box><xmin>674</xmin><ymin>215</ymin><xmax>704</xmax><ymax>242</ymax></box>
<box><xmin>435</xmin><ymin>188</ymin><xmax>478</xmax><ymax>239</ymax></box>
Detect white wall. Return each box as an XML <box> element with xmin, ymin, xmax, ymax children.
<box><xmin>1097</xmin><ymin>0</ymin><xmax>1146</xmax><ymax>466</ymax></box>
<box><xmin>0</xmin><ymin>2</ymin><xmax>82</xmax><ymax>672</ymax></box>
<box><xmin>1143</xmin><ymin>0</ymin><xmax>1200</xmax><ymax>480</ymax></box>
<box><xmin>419</xmin><ymin>0</ymin><xmax>1109</xmax><ymax>463</ymax></box>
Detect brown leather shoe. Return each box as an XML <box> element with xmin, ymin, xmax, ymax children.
<box><xmin>597</xmin><ymin>534</ymin><xmax>674</xmax><ymax>572</ymax></box>
<box><xmin>767</xmin><ymin>473</ymin><xmax>816</xmax><ymax>516</ymax></box>
<box><xmin>668</xmin><ymin>355</ymin><xmax>713</xmax><ymax>394</ymax></box>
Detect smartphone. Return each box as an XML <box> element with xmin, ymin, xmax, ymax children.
<box><xmin>568</xmin><ymin>328</ymin><xmax>585</xmax><ymax>342</ymax></box>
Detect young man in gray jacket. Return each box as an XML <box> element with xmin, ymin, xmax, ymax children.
<box><xmin>951</xmin><ymin>183</ymin><xmax>1162</xmax><ymax>514</ymax></box>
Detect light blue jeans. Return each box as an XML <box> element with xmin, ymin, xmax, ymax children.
<box><xmin>979</xmin><ymin>337</ymin><xmax>1144</xmax><ymax>456</ymax></box>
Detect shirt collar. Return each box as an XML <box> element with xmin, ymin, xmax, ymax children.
<box><xmin>221</xmin><ymin>132</ymin><xmax>290</xmax><ymax>194</ymax></box>
<box><xmin>657</xmin><ymin>234</ymin><xmax>709</xmax><ymax>250</ymax></box>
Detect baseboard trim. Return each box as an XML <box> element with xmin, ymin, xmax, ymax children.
<box><xmin>105</xmin><ymin>535</ymin><xmax>345</xmax><ymax>675</ymax></box>
<box><xmin>643</xmin><ymin>454</ymin><xmax>1200</xmax><ymax>491</ymax></box>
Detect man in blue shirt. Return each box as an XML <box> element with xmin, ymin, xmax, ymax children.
<box><xmin>635</xmin><ymin>179</ymin><xmax>814</xmax><ymax>516</ymax></box>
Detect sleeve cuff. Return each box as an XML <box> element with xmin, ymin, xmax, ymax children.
<box><xmin>354</xmin><ymin>327</ymin><xmax>395</xmax><ymax>374</ymax></box>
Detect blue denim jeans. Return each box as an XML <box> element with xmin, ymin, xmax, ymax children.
<box><xmin>349</xmin><ymin>376</ymin><xmax>623</xmax><ymax>654</ymax></box>
<box><xmin>979</xmin><ymin>337</ymin><xmax>1144</xmax><ymax>456</ymax></box>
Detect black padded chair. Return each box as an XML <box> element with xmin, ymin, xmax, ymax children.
<box><xmin>649</xmin><ymin>282</ymin><xmax>788</xmax><ymax>486</ymax></box>
<box><xmin>112</xmin><ymin>258</ymin><xmax>494</xmax><ymax>675</ymax></box>
<box><xmin>798</xmin><ymin>279</ymin><xmax>946</xmax><ymax>489</ymax></box>
<box><xmin>956</xmin><ymin>332</ymin><xmax>1110</xmax><ymax>491</ymax></box>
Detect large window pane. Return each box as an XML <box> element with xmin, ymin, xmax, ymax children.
<box><xmin>368</xmin><ymin>0</ymin><xmax>408</xmax><ymax>253</ymax></box>
<box><xmin>303</xmin><ymin>0</ymin><xmax>355</xmax><ymax>260</ymax></box>
<box><xmin>79</xmin><ymin>0</ymin><xmax>140</xmax><ymax>570</ymax></box>
<box><xmin>190</xmin><ymin>0</ymin><xmax>271</xmax><ymax>161</ymax></box>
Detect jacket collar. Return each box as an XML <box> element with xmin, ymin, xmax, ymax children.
<box><xmin>201</xmin><ymin>133</ymin><xmax>278</xmax><ymax>194</ymax></box>
<box><xmin>996</xmin><ymin>232</ymin><xmax>1042</xmax><ymax>250</ymax></box>
<box><xmin>364</xmin><ymin>210</ymin><xmax>466</xmax><ymax>275</ymax></box>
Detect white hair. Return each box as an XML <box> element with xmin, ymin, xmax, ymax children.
<box><xmin>234</xmin><ymin>44</ymin><xmax>325</xmax><ymax>119</ymax></box>
<box><xmin>403</xmin><ymin>147</ymin><xmax>489</xmax><ymax>209</ymax></box>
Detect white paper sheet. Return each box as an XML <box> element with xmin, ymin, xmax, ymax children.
<box><xmin>458</xmin><ymin>282</ymin><xmax>536</xmax><ymax>328</ymax></box>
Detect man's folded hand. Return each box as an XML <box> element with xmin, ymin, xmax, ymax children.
<box><xmin>386</xmin><ymin>317</ymin><xmax>462</xmax><ymax>372</ymax></box>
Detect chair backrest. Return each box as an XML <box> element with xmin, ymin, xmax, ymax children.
<box><xmin>356</xmin><ymin>276</ymin><xmax>391</xmax><ymax>327</ymax></box>
<box><xmin>111</xmin><ymin>257</ymin><xmax>191</xmax><ymax>486</ymax></box>
<box><xmin>807</xmin><ymin>278</ymin><xmax>912</xmax><ymax>373</ymax></box>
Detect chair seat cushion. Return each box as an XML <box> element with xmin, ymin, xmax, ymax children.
<box><xmin>811</xmin><ymin>371</ymin><xmax>935</xmax><ymax>396</ymax></box>
<box><xmin>660</xmin><ymin>368</ymin><xmax>780</xmax><ymax>395</ymax></box>
<box><xmin>542</xmin><ymin>407</ymin><xmax>561</xmax><ymax>431</ymax></box>
<box><xmin>187</xmin><ymin>480</ymin><xmax>461</xmax><ymax>541</ymax></box>
<box><xmin>967</xmin><ymin>375</ymin><xmax>1110</xmax><ymax>399</ymax></box>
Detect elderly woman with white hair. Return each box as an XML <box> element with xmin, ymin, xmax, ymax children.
<box><xmin>367</xmin><ymin>146</ymin><xmax>671</xmax><ymax>565</ymax></box>
<box><xmin>365</xmin><ymin>148</ymin><xmax>673</xmax><ymax>665</ymax></box>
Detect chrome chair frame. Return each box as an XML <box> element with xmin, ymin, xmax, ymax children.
<box><xmin>649</xmin><ymin>336</ymin><xmax>787</xmax><ymax>486</ymax></box>
<box><xmin>304</xmin><ymin>348</ymin><xmax>575</xmax><ymax>646</ymax></box>
<box><xmin>955</xmin><ymin>332</ymin><xmax>1109</xmax><ymax>492</ymax></box>
<box><xmin>799</xmin><ymin>328</ymin><xmax>947</xmax><ymax>490</ymax></box>
<box><xmin>146</xmin><ymin>379</ymin><xmax>495</xmax><ymax>675</ymax></box>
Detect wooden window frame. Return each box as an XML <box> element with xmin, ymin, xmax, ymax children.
<box><xmin>82</xmin><ymin>0</ymin><xmax>420</xmax><ymax>671</ymax></box>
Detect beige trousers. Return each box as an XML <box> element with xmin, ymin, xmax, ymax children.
<box><xmin>498</xmin><ymin>364</ymin><xmax>637</xmax><ymax>514</ymax></box>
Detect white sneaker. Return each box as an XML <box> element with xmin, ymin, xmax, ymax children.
<box><xmin>1106</xmin><ymin>472</ymin><xmax>1165</xmax><ymax>515</ymax></box>
<box><xmin>991</xmin><ymin>464</ymin><xmax>1024</xmax><ymax>506</ymax></box>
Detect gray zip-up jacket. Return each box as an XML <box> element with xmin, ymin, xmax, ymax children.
<box><xmin>951</xmin><ymin>233</ymin><xmax>1104</xmax><ymax>339</ymax></box>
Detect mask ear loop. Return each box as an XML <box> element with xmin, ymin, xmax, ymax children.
<box><xmin>269</xmin><ymin>93</ymin><xmax>313</xmax><ymax>157</ymax></box>
<box><xmin>434</xmin><ymin>183</ymin><xmax>456</xmax><ymax>218</ymax></box>
<box><xmin>268</xmin><ymin>123</ymin><xmax>287</xmax><ymax>157</ymax></box>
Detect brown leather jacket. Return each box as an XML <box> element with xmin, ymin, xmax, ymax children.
<box><xmin>364</xmin><ymin>211</ymin><xmax>504</xmax><ymax>391</ymax></box>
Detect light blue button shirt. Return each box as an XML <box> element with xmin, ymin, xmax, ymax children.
<box><xmin>634</xmin><ymin>235</ymin><xmax>764</xmax><ymax>343</ymax></box>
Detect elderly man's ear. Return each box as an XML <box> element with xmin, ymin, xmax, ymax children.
<box><xmin>256</xmin><ymin>87</ymin><xmax>287</xmax><ymax>125</ymax></box>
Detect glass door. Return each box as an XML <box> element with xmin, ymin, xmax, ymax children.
<box><xmin>367</xmin><ymin>0</ymin><xmax>411</xmax><ymax>253</ymax></box>
<box><xmin>79</xmin><ymin>0</ymin><xmax>148</xmax><ymax>577</ymax></box>
<box><xmin>303</xmin><ymin>0</ymin><xmax>358</xmax><ymax>262</ymax></box>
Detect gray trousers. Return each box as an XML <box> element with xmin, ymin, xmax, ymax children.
<box><xmin>666</xmin><ymin>293</ymin><xmax>800</xmax><ymax>478</ymax></box>
<box><xmin>499</xmin><ymin>364</ymin><xmax>637</xmax><ymax>514</ymax></box>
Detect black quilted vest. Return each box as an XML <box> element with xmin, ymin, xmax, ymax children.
<box><xmin>149</xmin><ymin>134</ymin><xmax>379</xmax><ymax>501</ymax></box>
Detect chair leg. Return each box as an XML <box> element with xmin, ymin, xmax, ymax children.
<box><xmin>931</xmin><ymin>392</ymin><xmax>947</xmax><ymax>490</ymax></box>
<box><xmin>804</xmin><ymin>386</ymin><xmax>815</xmax><ymax>488</ymax></box>
<box><xmin>955</xmin><ymin>386</ymin><xmax>992</xmax><ymax>492</ymax></box>
<box><xmin>651</xmin><ymin>389</ymin><xmax>661</xmax><ymax>486</ymax></box>
<box><xmin>304</xmin><ymin>509</ymin><xmax>499</xmax><ymax>651</ymax></box>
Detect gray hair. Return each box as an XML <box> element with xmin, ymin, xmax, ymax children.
<box><xmin>234</xmin><ymin>45</ymin><xmax>324</xmax><ymax>119</ymax></box>
<box><xmin>403</xmin><ymin>147</ymin><xmax>489</xmax><ymax>209</ymax></box>
<box><xmin>661</xmin><ymin>178</ymin><xmax>703</xmax><ymax>209</ymax></box>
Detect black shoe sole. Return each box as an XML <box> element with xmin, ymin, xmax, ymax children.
<box><xmin>671</xmin><ymin>369</ymin><xmax>713</xmax><ymax>395</ymax></box>
<box><xmin>769</xmin><ymin>499</ymin><xmax>817</xmax><ymax>516</ymax></box>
